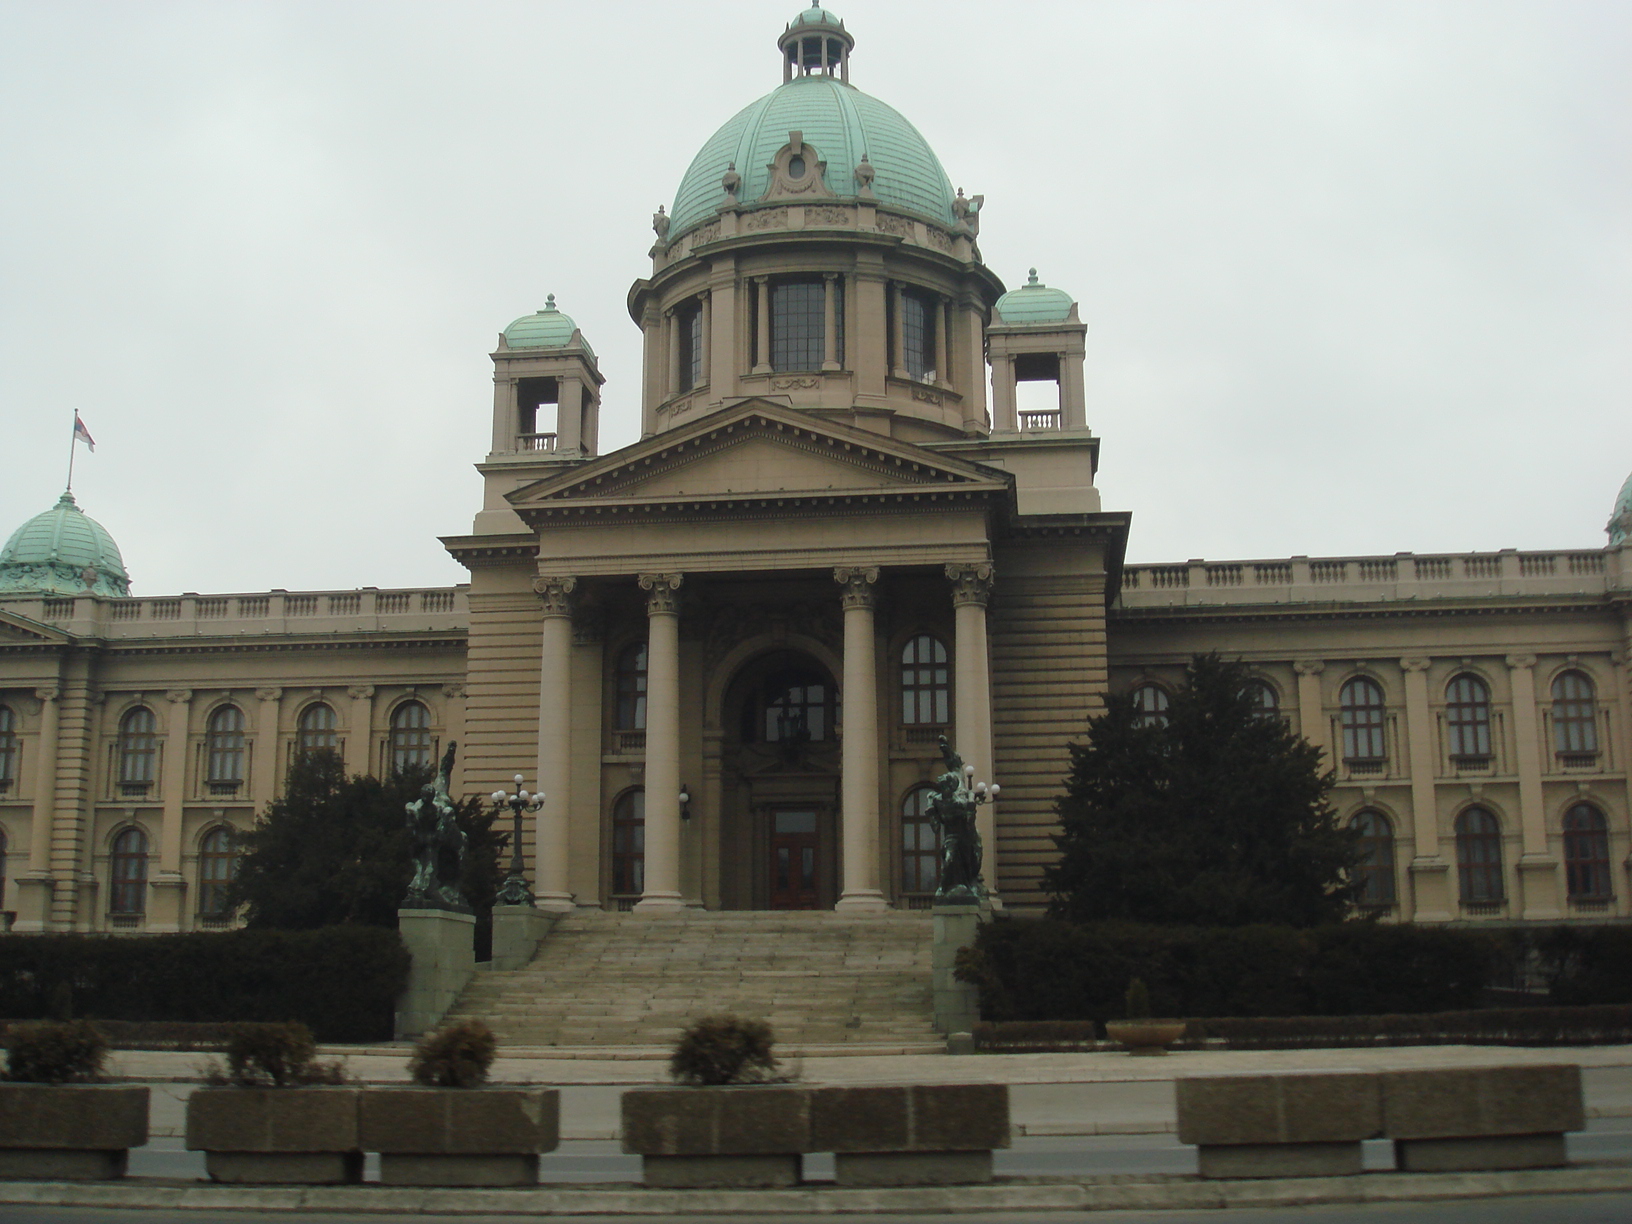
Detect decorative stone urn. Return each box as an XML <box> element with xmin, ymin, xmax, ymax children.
<box><xmin>357</xmin><ymin>1086</ymin><xmax>560</xmax><ymax>1186</ymax></box>
<box><xmin>185</xmin><ymin>1086</ymin><xmax>361</xmax><ymax>1184</ymax></box>
<box><xmin>1104</xmin><ymin>1019</ymin><xmax>1189</xmax><ymax>1056</ymax></box>
<box><xmin>0</xmin><ymin>1083</ymin><xmax>149</xmax><ymax>1180</ymax></box>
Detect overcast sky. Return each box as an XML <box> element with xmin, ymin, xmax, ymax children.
<box><xmin>1</xmin><ymin>0</ymin><xmax>1627</xmax><ymax>596</ymax></box>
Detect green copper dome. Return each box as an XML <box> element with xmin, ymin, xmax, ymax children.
<box><xmin>0</xmin><ymin>491</ymin><xmax>131</xmax><ymax>598</ymax></box>
<box><xmin>1609</xmin><ymin>470</ymin><xmax>1632</xmax><ymax>546</ymax></box>
<box><xmin>994</xmin><ymin>269</ymin><xmax>1076</xmax><ymax>325</ymax></box>
<box><xmin>791</xmin><ymin>6</ymin><xmax>843</xmax><ymax>26</ymax></box>
<box><xmin>669</xmin><ymin>75</ymin><xmax>956</xmax><ymax>236</ymax></box>
<box><xmin>502</xmin><ymin>295</ymin><xmax>592</xmax><ymax>355</ymax></box>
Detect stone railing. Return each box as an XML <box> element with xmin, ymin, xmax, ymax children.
<box><xmin>2</xmin><ymin>587</ymin><xmax>468</xmax><ymax>638</ymax></box>
<box><xmin>1119</xmin><ymin>549</ymin><xmax>1619</xmax><ymax>608</ymax></box>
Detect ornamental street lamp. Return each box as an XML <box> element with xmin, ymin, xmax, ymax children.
<box><xmin>966</xmin><ymin>763</ymin><xmax>1001</xmax><ymax>805</ymax></box>
<box><xmin>492</xmin><ymin>774</ymin><xmax>544</xmax><ymax>907</ymax></box>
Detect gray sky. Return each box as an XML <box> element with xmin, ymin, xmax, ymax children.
<box><xmin>2</xmin><ymin>0</ymin><xmax>1627</xmax><ymax>596</ymax></box>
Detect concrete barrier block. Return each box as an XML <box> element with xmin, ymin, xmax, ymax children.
<box><xmin>1176</xmin><ymin>1074</ymin><xmax>1381</xmax><ymax>1146</ymax></box>
<box><xmin>202</xmin><ymin>1151</ymin><xmax>363</xmax><ymax>1184</ymax></box>
<box><xmin>186</xmin><ymin>1086</ymin><xmax>361</xmax><ymax>1184</ymax></box>
<box><xmin>621</xmin><ymin>1087</ymin><xmax>810</xmax><ymax>1156</ymax></box>
<box><xmin>1197</xmin><ymin>1141</ymin><xmax>1364</xmax><ymax>1179</ymax></box>
<box><xmin>912</xmin><ymin>1084</ymin><xmax>1011</xmax><ymax>1151</ymax></box>
<box><xmin>1381</xmin><ymin>1066</ymin><xmax>1584</xmax><ymax>1140</ymax></box>
<box><xmin>358</xmin><ymin>1088</ymin><xmax>559</xmax><ymax>1156</ymax></box>
<box><xmin>378</xmin><ymin>1153</ymin><xmax>540</xmax><ymax>1186</ymax></box>
<box><xmin>0</xmin><ymin>1084</ymin><xmax>149</xmax><ymax>1152</ymax></box>
<box><xmin>833</xmin><ymin>1150</ymin><xmax>993</xmax><ymax>1185</ymax></box>
<box><xmin>640</xmin><ymin>1153</ymin><xmax>801</xmax><ymax>1188</ymax></box>
<box><xmin>809</xmin><ymin>1087</ymin><xmax>908</xmax><ymax>1152</ymax></box>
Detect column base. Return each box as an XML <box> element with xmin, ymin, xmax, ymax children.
<box><xmin>146</xmin><ymin>874</ymin><xmax>188</xmax><ymax>933</ymax></box>
<box><xmin>11</xmin><ymin>873</ymin><xmax>55</xmax><ymax>933</ymax></box>
<box><xmin>633</xmin><ymin>893</ymin><xmax>688</xmax><ymax>912</ymax></box>
<box><xmin>534</xmin><ymin>892</ymin><xmax>576</xmax><ymax>914</ymax></box>
<box><xmin>835</xmin><ymin>890</ymin><xmax>889</xmax><ymax>913</ymax></box>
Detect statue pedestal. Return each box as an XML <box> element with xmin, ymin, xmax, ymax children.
<box><xmin>395</xmin><ymin>907</ymin><xmax>476</xmax><ymax>1040</ymax></box>
<box><xmin>931</xmin><ymin>902</ymin><xmax>987</xmax><ymax>1037</ymax></box>
<box><xmin>490</xmin><ymin>904</ymin><xmax>560</xmax><ymax>972</ymax></box>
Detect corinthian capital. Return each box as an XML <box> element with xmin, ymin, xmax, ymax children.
<box><xmin>1506</xmin><ymin>653</ymin><xmax>1537</xmax><ymax>671</ymax></box>
<box><xmin>533</xmin><ymin>574</ymin><xmax>578</xmax><ymax>617</ymax></box>
<box><xmin>1293</xmin><ymin>659</ymin><xmax>1325</xmax><ymax>677</ymax></box>
<box><xmin>639</xmin><ymin>572</ymin><xmax>684</xmax><ymax>616</ymax></box>
<box><xmin>945</xmin><ymin>562</ymin><xmax>996</xmax><ymax>608</ymax></box>
<box><xmin>833</xmin><ymin>565</ymin><xmax>880</xmax><ymax>611</ymax></box>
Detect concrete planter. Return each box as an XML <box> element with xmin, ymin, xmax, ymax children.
<box><xmin>1177</xmin><ymin>1072</ymin><xmax>1382</xmax><ymax>1179</ymax></box>
<box><xmin>811</xmin><ymin>1084</ymin><xmax>1010</xmax><ymax>1186</ymax></box>
<box><xmin>0</xmin><ymin>1083</ymin><xmax>149</xmax><ymax>1181</ymax></box>
<box><xmin>623</xmin><ymin>1086</ymin><xmax>811</xmax><ymax>1188</ymax></box>
<box><xmin>185</xmin><ymin>1087</ymin><xmax>362</xmax><ymax>1184</ymax></box>
<box><xmin>1105</xmin><ymin>1019</ymin><xmax>1188</xmax><ymax>1056</ymax></box>
<box><xmin>358</xmin><ymin>1086</ymin><xmax>559</xmax><ymax>1186</ymax></box>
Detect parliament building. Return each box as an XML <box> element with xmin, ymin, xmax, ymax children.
<box><xmin>2</xmin><ymin>9</ymin><xmax>1629</xmax><ymax>936</ymax></box>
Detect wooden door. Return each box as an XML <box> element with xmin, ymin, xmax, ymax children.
<box><xmin>769</xmin><ymin>809</ymin><xmax>820</xmax><ymax>909</ymax></box>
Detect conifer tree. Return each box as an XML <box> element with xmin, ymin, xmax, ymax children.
<box><xmin>1045</xmin><ymin>654</ymin><xmax>1359</xmax><ymax>927</ymax></box>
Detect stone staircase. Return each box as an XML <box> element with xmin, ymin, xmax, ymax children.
<box><xmin>443</xmin><ymin>909</ymin><xmax>940</xmax><ymax>1051</ymax></box>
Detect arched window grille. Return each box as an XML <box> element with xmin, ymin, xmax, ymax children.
<box><xmin>900</xmin><ymin>635</ymin><xmax>950</xmax><ymax>726</ymax></box>
<box><xmin>297</xmin><ymin>703</ymin><xmax>338</xmax><ymax>754</ymax></box>
<box><xmin>389</xmin><ymin>701</ymin><xmax>433</xmax><ymax>772</ymax></box>
<box><xmin>1445</xmin><ymin>674</ymin><xmax>1493</xmax><ymax>762</ymax></box>
<box><xmin>118</xmin><ymin>707</ymin><xmax>157</xmax><ymax>792</ymax></box>
<box><xmin>761</xmin><ymin>669</ymin><xmax>833</xmax><ymax>743</ymax></box>
<box><xmin>206</xmin><ymin>704</ymin><xmax>245</xmax><ymax>790</ymax></box>
<box><xmin>1245</xmin><ymin>680</ymin><xmax>1279</xmax><ymax>719</ymax></box>
<box><xmin>901</xmin><ymin>786</ymin><xmax>941</xmax><ymax>895</ymax></box>
<box><xmin>616</xmin><ymin>643</ymin><xmax>648</xmax><ymax>731</ymax></box>
<box><xmin>197</xmin><ymin>826</ymin><xmax>237</xmax><ymax>920</ymax></box>
<box><xmin>1552</xmin><ymin>671</ymin><xmax>1599</xmax><ymax>758</ymax></box>
<box><xmin>1455</xmin><ymin>807</ymin><xmax>1504</xmax><ymax>906</ymax></box>
<box><xmin>611</xmin><ymin>790</ymin><xmax>645</xmax><ymax>898</ymax></box>
<box><xmin>1349</xmin><ymin>810</ymin><xmax>1397</xmax><ymax>907</ymax></box>
<box><xmin>1130</xmin><ymin>684</ymin><xmax>1169</xmax><ymax>729</ymax></box>
<box><xmin>0</xmin><ymin>704</ymin><xmax>17</xmax><ymax>794</ymax></box>
<box><xmin>1339</xmin><ymin>678</ymin><xmax>1386</xmax><ymax>763</ymax></box>
<box><xmin>1563</xmin><ymin>803</ymin><xmax>1612</xmax><ymax>901</ymax></box>
<box><xmin>110</xmin><ymin>827</ymin><xmax>148</xmax><ymax>916</ymax></box>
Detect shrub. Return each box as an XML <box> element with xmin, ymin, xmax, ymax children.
<box><xmin>1124</xmin><ymin>978</ymin><xmax>1152</xmax><ymax>1019</ymax></box>
<box><xmin>669</xmin><ymin>1015</ymin><xmax>779</xmax><ymax>1086</ymax></box>
<box><xmin>208</xmin><ymin>1022</ymin><xmax>346</xmax><ymax>1087</ymax></box>
<box><xmin>2</xmin><ymin>1019</ymin><xmax>107</xmax><ymax>1083</ymax></box>
<box><xmin>409</xmin><ymin>1019</ymin><xmax>497</xmax><ymax>1088</ymax></box>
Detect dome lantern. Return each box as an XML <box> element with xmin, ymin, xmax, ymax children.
<box><xmin>779</xmin><ymin>7</ymin><xmax>854</xmax><ymax>84</ymax></box>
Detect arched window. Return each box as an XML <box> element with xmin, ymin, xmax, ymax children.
<box><xmin>1446</xmin><ymin>674</ymin><xmax>1492</xmax><ymax>762</ymax></box>
<box><xmin>1563</xmin><ymin>803</ymin><xmax>1612</xmax><ymax>901</ymax></box>
<box><xmin>389</xmin><ymin>701</ymin><xmax>432</xmax><ymax>772</ymax></box>
<box><xmin>206</xmin><ymin>704</ymin><xmax>245</xmax><ymax>790</ymax></box>
<box><xmin>1130</xmin><ymin>684</ymin><xmax>1169</xmax><ymax>729</ymax></box>
<box><xmin>297</xmin><ymin>703</ymin><xmax>338</xmax><ymax>754</ymax></box>
<box><xmin>615</xmin><ymin>643</ymin><xmax>648</xmax><ymax>731</ymax></box>
<box><xmin>1350</xmin><ymin>810</ymin><xmax>1397</xmax><ymax>907</ymax></box>
<box><xmin>110</xmin><ymin>826</ymin><xmax>148</xmax><ymax>916</ymax></box>
<box><xmin>1339</xmin><ymin>677</ymin><xmax>1386</xmax><ymax>763</ymax></box>
<box><xmin>900</xmin><ymin>635</ymin><xmax>950</xmax><ymax>726</ymax></box>
<box><xmin>611</xmin><ymin>789</ymin><xmax>645</xmax><ymax>897</ymax></box>
<box><xmin>117</xmin><ymin>707</ymin><xmax>157</xmax><ymax>792</ymax></box>
<box><xmin>761</xmin><ymin>668</ymin><xmax>834</xmax><ymax>743</ymax></box>
<box><xmin>1455</xmin><ymin>807</ymin><xmax>1504</xmax><ymax>906</ymax></box>
<box><xmin>0</xmin><ymin>704</ymin><xmax>17</xmax><ymax>793</ymax></box>
<box><xmin>1552</xmin><ymin>671</ymin><xmax>1599</xmax><ymax>758</ymax></box>
<box><xmin>901</xmin><ymin>786</ymin><xmax>941</xmax><ymax>895</ymax></box>
<box><xmin>197</xmin><ymin>826</ymin><xmax>237</xmax><ymax>920</ymax></box>
<box><xmin>1245</xmin><ymin>680</ymin><xmax>1279</xmax><ymax>719</ymax></box>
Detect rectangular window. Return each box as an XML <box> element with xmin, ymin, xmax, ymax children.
<box><xmin>771</xmin><ymin>281</ymin><xmax>824</xmax><ymax>372</ymax></box>
<box><xmin>902</xmin><ymin>291</ymin><xmax>935</xmax><ymax>380</ymax></box>
<box><xmin>678</xmin><ymin>306</ymin><xmax>703</xmax><ymax>393</ymax></box>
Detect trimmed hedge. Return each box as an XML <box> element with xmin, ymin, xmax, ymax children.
<box><xmin>956</xmin><ymin>917</ymin><xmax>1632</xmax><ymax>1026</ymax></box>
<box><xmin>0</xmin><ymin>926</ymin><xmax>410</xmax><ymax>1043</ymax></box>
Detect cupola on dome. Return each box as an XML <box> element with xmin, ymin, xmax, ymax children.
<box><xmin>994</xmin><ymin>269</ymin><xmax>1077</xmax><ymax>325</ymax></box>
<box><xmin>1609</xmin><ymin>469</ymin><xmax>1632</xmax><ymax>546</ymax></box>
<box><xmin>0</xmin><ymin>491</ymin><xmax>131</xmax><ymax>598</ymax></box>
<box><xmin>503</xmin><ymin>295</ymin><xmax>592</xmax><ymax>354</ymax></box>
<box><xmin>669</xmin><ymin>10</ymin><xmax>955</xmax><ymax>237</ymax></box>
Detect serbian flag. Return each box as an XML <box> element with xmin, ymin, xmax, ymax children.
<box><xmin>73</xmin><ymin>412</ymin><xmax>95</xmax><ymax>452</ymax></box>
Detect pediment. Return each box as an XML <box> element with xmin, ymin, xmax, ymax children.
<box><xmin>0</xmin><ymin>609</ymin><xmax>70</xmax><ymax>645</ymax></box>
<box><xmin>507</xmin><ymin>402</ymin><xmax>1009</xmax><ymax>516</ymax></box>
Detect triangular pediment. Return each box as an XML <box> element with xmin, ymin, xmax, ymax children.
<box><xmin>0</xmin><ymin>608</ymin><xmax>71</xmax><ymax>645</ymax></box>
<box><xmin>507</xmin><ymin>401</ymin><xmax>1010</xmax><ymax>517</ymax></box>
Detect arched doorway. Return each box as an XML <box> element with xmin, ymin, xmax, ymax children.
<box><xmin>718</xmin><ymin>649</ymin><xmax>840</xmax><ymax>909</ymax></box>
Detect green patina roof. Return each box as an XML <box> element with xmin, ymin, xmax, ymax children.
<box><xmin>1609</xmin><ymin>469</ymin><xmax>1632</xmax><ymax>546</ymax></box>
<box><xmin>0</xmin><ymin>491</ymin><xmax>131</xmax><ymax>598</ymax></box>
<box><xmin>791</xmin><ymin>6</ymin><xmax>843</xmax><ymax>27</ymax></box>
<box><xmin>502</xmin><ymin>294</ymin><xmax>593</xmax><ymax>355</ymax></box>
<box><xmin>670</xmin><ymin>75</ymin><xmax>955</xmax><ymax>237</ymax></box>
<box><xmin>994</xmin><ymin>268</ymin><xmax>1076</xmax><ymax>325</ymax></box>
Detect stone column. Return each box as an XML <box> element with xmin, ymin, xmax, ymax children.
<box><xmin>1292</xmin><ymin>660</ymin><xmax>1328</xmax><ymax>764</ymax></box>
<box><xmin>1508</xmin><ymin>653</ymin><xmax>1562</xmax><ymax>919</ymax></box>
<box><xmin>822</xmin><ymin>274</ymin><xmax>840</xmax><ymax>370</ymax></box>
<box><xmin>1061</xmin><ymin>348</ymin><xmax>1087</xmax><ymax>428</ymax></box>
<box><xmin>664</xmin><ymin>308</ymin><xmax>679</xmax><ymax>401</ymax></box>
<box><xmin>959</xmin><ymin>304</ymin><xmax>989</xmax><ymax>430</ymax></box>
<box><xmin>834</xmin><ymin>566</ymin><xmax>886</xmax><ymax>911</ymax></box>
<box><xmin>151</xmin><ymin>689</ymin><xmax>193</xmax><ymax>932</ymax></box>
<box><xmin>989</xmin><ymin>354</ymin><xmax>1016</xmax><ymax>432</ymax></box>
<box><xmin>1401</xmin><ymin>657</ymin><xmax>1451</xmax><ymax>922</ymax></box>
<box><xmin>534</xmin><ymin>576</ymin><xmax>577</xmax><ymax>911</ymax></box>
<box><xmin>753</xmin><ymin>278</ymin><xmax>772</xmax><ymax>374</ymax></box>
<box><xmin>639</xmin><ymin>305</ymin><xmax>661</xmax><ymax>437</ymax></box>
<box><xmin>636</xmin><ymin>573</ymin><xmax>686</xmax><ymax>910</ymax></box>
<box><xmin>933</xmin><ymin>296</ymin><xmax>948</xmax><ymax>384</ymax></box>
<box><xmin>947</xmin><ymin>563</ymin><xmax>997</xmax><ymax>896</ymax></box>
<box><xmin>252</xmin><ymin>688</ymin><xmax>281</xmax><ymax>817</ymax></box>
<box><xmin>890</xmin><ymin>282</ymin><xmax>908</xmax><ymax>379</ymax></box>
<box><xmin>699</xmin><ymin>290</ymin><xmax>712</xmax><ymax>385</ymax></box>
<box><xmin>13</xmin><ymin>687</ymin><xmax>61</xmax><ymax>932</ymax></box>
<box><xmin>346</xmin><ymin>685</ymin><xmax>375</xmax><ymax>777</ymax></box>
<box><xmin>556</xmin><ymin>377</ymin><xmax>583</xmax><ymax>455</ymax></box>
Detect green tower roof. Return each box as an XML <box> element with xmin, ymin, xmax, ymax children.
<box><xmin>669</xmin><ymin>75</ymin><xmax>956</xmax><ymax>237</ymax></box>
<box><xmin>994</xmin><ymin>269</ymin><xmax>1076</xmax><ymax>325</ymax></box>
<box><xmin>1609</xmin><ymin>469</ymin><xmax>1632</xmax><ymax>546</ymax></box>
<box><xmin>502</xmin><ymin>295</ymin><xmax>593</xmax><ymax>355</ymax></box>
<box><xmin>0</xmin><ymin>491</ymin><xmax>131</xmax><ymax>598</ymax></box>
<box><xmin>791</xmin><ymin>6</ymin><xmax>844</xmax><ymax>27</ymax></box>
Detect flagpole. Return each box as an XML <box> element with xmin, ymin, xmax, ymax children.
<box><xmin>66</xmin><ymin>411</ymin><xmax>77</xmax><ymax>493</ymax></box>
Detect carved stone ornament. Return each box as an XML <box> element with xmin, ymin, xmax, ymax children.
<box><xmin>533</xmin><ymin>574</ymin><xmax>578</xmax><ymax>617</ymax></box>
<box><xmin>347</xmin><ymin>685</ymin><xmax>375</xmax><ymax>701</ymax></box>
<box><xmin>703</xmin><ymin>601</ymin><xmax>840</xmax><ymax>669</ymax></box>
<box><xmin>771</xmin><ymin>376</ymin><xmax>821</xmax><ymax>391</ymax></box>
<box><xmin>911</xmin><ymin>385</ymin><xmax>944</xmax><ymax>406</ymax></box>
<box><xmin>254</xmin><ymin>688</ymin><xmax>282</xmax><ymax>702</ymax></box>
<box><xmin>761</xmin><ymin>130</ymin><xmax>834</xmax><ymax>203</ymax></box>
<box><xmin>639</xmin><ymin>572</ymin><xmax>684</xmax><ymax>616</ymax></box>
<box><xmin>742</xmin><ymin>207</ymin><xmax>790</xmax><ymax>232</ymax></box>
<box><xmin>441</xmin><ymin>682</ymin><xmax>466</xmax><ymax>699</ymax></box>
<box><xmin>166</xmin><ymin>690</ymin><xmax>193</xmax><ymax>705</ymax></box>
<box><xmin>951</xmin><ymin>188</ymin><xmax>984</xmax><ymax>238</ymax></box>
<box><xmin>875</xmin><ymin>212</ymin><xmax>912</xmax><ymax>238</ymax></box>
<box><xmin>719</xmin><ymin>162</ymin><xmax>741</xmax><ymax>208</ymax></box>
<box><xmin>1401</xmin><ymin>657</ymin><xmax>1432</xmax><ymax>674</ymax></box>
<box><xmin>691</xmin><ymin>219</ymin><xmax>721</xmax><ymax>246</ymax></box>
<box><xmin>1506</xmin><ymin>654</ymin><xmax>1538</xmax><ymax>671</ymax></box>
<box><xmin>651</xmin><ymin>205</ymin><xmax>670</xmax><ymax>240</ymax></box>
<box><xmin>945</xmin><ymin>562</ymin><xmax>996</xmax><ymax>608</ymax></box>
<box><xmin>34</xmin><ymin>687</ymin><xmax>59</xmax><ymax>705</ymax></box>
<box><xmin>807</xmin><ymin>204</ymin><xmax>851</xmax><ymax>226</ymax></box>
<box><xmin>853</xmin><ymin>154</ymin><xmax>876</xmax><ymax>198</ymax></box>
<box><xmin>833</xmin><ymin>565</ymin><xmax>880</xmax><ymax>610</ymax></box>
<box><xmin>1293</xmin><ymin>659</ymin><xmax>1325</xmax><ymax>677</ymax></box>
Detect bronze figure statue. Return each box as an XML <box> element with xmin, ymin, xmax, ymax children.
<box><xmin>403</xmin><ymin>740</ymin><xmax>470</xmax><ymax>912</ymax></box>
<box><xmin>927</xmin><ymin>734</ymin><xmax>985</xmax><ymax>904</ymax></box>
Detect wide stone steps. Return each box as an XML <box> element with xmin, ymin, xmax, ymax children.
<box><xmin>443</xmin><ymin>910</ymin><xmax>939</xmax><ymax>1050</ymax></box>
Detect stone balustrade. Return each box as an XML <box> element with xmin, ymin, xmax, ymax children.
<box><xmin>3</xmin><ymin>587</ymin><xmax>468</xmax><ymax>638</ymax></box>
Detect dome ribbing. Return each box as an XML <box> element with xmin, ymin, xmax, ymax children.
<box><xmin>0</xmin><ymin>492</ymin><xmax>131</xmax><ymax>597</ymax></box>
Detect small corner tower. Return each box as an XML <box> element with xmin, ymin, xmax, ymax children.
<box><xmin>490</xmin><ymin>295</ymin><xmax>604</xmax><ymax>461</ymax></box>
<box><xmin>987</xmin><ymin>269</ymin><xmax>1088</xmax><ymax>434</ymax></box>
